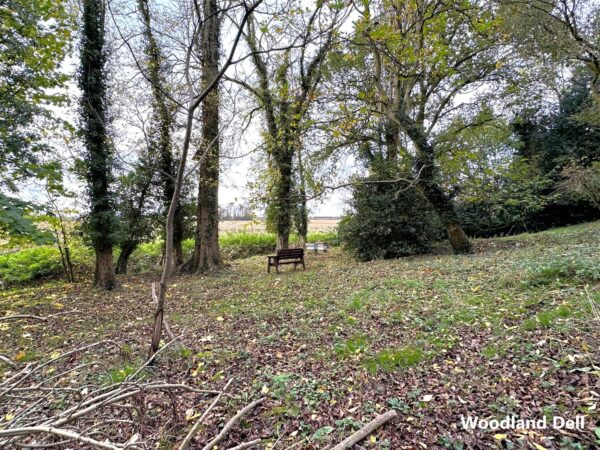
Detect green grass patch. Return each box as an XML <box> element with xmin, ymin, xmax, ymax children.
<box><xmin>523</xmin><ymin>248</ymin><xmax>600</xmax><ymax>286</ymax></box>
<box><xmin>334</xmin><ymin>335</ymin><xmax>369</xmax><ymax>358</ymax></box>
<box><xmin>363</xmin><ymin>346</ymin><xmax>424</xmax><ymax>373</ymax></box>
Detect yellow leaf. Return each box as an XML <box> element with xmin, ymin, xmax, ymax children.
<box><xmin>14</xmin><ymin>350</ymin><xmax>26</xmax><ymax>361</ymax></box>
<box><xmin>50</xmin><ymin>350</ymin><xmax>61</xmax><ymax>359</ymax></box>
<box><xmin>4</xmin><ymin>413</ymin><xmax>14</xmax><ymax>421</ymax></box>
<box><xmin>534</xmin><ymin>444</ymin><xmax>548</xmax><ymax>450</ymax></box>
<box><xmin>369</xmin><ymin>435</ymin><xmax>376</xmax><ymax>443</ymax></box>
<box><xmin>216</xmin><ymin>316</ymin><xmax>224</xmax><ymax>322</ymax></box>
<box><xmin>494</xmin><ymin>434</ymin><xmax>507</xmax><ymax>440</ymax></box>
<box><xmin>261</xmin><ymin>384</ymin><xmax>269</xmax><ymax>394</ymax></box>
<box><xmin>581</xmin><ymin>341</ymin><xmax>590</xmax><ymax>352</ymax></box>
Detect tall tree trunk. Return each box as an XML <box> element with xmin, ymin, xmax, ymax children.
<box><xmin>115</xmin><ymin>240</ymin><xmax>136</xmax><ymax>275</ymax></box>
<box><xmin>383</xmin><ymin>117</ymin><xmax>400</xmax><ymax>164</ymax></box>
<box><xmin>186</xmin><ymin>0</ymin><xmax>222</xmax><ymax>272</ymax></box>
<box><xmin>173</xmin><ymin>213</ymin><xmax>184</xmax><ymax>266</ymax></box>
<box><xmin>95</xmin><ymin>246</ymin><xmax>114</xmax><ymax>288</ymax></box>
<box><xmin>148</xmin><ymin>0</ymin><xmax>263</xmax><ymax>358</ymax></box>
<box><xmin>79</xmin><ymin>0</ymin><xmax>116</xmax><ymax>290</ymax></box>
<box><xmin>412</xmin><ymin>137</ymin><xmax>472</xmax><ymax>254</ymax></box>
<box><xmin>391</xmin><ymin>104</ymin><xmax>472</xmax><ymax>254</ymax></box>
<box><xmin>295</xmin><ymin>143</ymin><xmax>308</xmax><ymax>246</ymax></box>
<box><xmin>274</xmin><ymin>147</ymin><xmax>293</xmax><ymax>250</ymax></box>
<box><xmin>138</xmin><ymin>0</ymin><xmax>183</xmax><ymax>268</ymax></box>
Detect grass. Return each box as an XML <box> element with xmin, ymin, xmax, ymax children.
<box><xmin>0</xmin><ymin>221</ymin><xmax>599</xmax><ymax>448</ymax></box>
<box><xmin>1</xmin><ymin>230</ymin><xmax>339</xmax><ymax>285</ymax></box>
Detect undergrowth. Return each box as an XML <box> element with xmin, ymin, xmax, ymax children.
<box><xmin>0</xmin><ymin>231</ymin><xmax>339</xmax><ymax>286</ymax></box>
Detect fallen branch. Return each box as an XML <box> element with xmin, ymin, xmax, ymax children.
<box><xmin>227</xmin><ymin>438</ymin><xmax>263</xmax><ymax>450</ymax></box>
<box><xmin>179</xmin><ymin>378</ymin><xmax>234</xmax><ymax>450</ymax></box>
<box><xmin>0</xmin><ymin>340</ymin><xmax>114</xmax><ymax>400</ymax></box>
<box><xmin>201</xmin><ymin>397</ymin><xmax>266</xmax><ymax>450</ymax></box>
<box><xmin>127</xmin><ymin>335</ymin><xmax>180</xmax><ymax>380</ymax></box>
<box><xmin>330</xmin><ymin>410</ymin><xmax>397</xmax><ymax>450</ymax></box>
<box><xmin>0</xmin><ymin>311</ymin><xmax>74</xmax><ymax>323</ymax></box>
<box><xmin>0</xmin><ymin>353</ymin><xmax>15</xmax><ymax>366</ymax></box>
<box><xmin>0</xmin><ymin>426</ymin><xmax>120</xmax><ymax>450</ymax></box>
<box><xmin>0</xmin><ymin>314</ymin><xmax>48</xmax><ymax>322</ymax></box>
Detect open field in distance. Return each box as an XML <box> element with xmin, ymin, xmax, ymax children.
<box><xmin>219</xmin><ymin>218</ymin><xmax>340</xmax><ymax>232</ymax></box>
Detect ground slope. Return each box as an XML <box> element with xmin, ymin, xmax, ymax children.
<box><xmin>1</xmin><ymin>222</ymin><xmax>599</xmax><ymax>449</ymax></box>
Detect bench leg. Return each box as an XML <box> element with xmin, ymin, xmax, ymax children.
<box><xmin>302</xmin><ymin>259</ymin><xmax>306</xmax><ymax>270</ymax></box>
<box><xmin>275</xmin><ymin>262</ymin><xmax>279</xmax><ymax>274</ymax></box>
<box><xmin>267</xmin><ymin>261</ymin><xmax>271</xmax><ymax>273</ymax></box>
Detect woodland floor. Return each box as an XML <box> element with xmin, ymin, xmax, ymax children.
<box><xmin>1</xmin><ymin>222</ymin><xmax>600</xmax><ymax>449</ymax></box>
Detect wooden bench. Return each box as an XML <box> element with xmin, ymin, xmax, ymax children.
<box><xmin>267</xmin><ymin>248</ymin><xmax>306</xmax><ymax>273</ymax></box>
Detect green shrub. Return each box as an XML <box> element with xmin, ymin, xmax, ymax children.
<box><xmin>0</xmin><ymin>239</ymin><xmax>93</xmax><ymax>286</ymax></box>
<box><xmin>1</xmin><ymin>246</ymin><xmax>66</xmax><ymax>285</ymax></box>
<box><xmin>338</xmin><ymin>173</ymin><xmax>442</xmax><ymax>261</ymax></box>
<box><xmin>305</xmin><ymin>231</ymin><xmax>339</xmax><ymax>246</ymax></box>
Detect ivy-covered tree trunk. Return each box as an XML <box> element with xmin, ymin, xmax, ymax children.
<box><xmin>79</xmin><ymin>0</ymin><xmax>116</xmax><ymax>289</ymax></box>
<box><xmin>294</xmin><ymin>144</ymin><xmax>308</xmax><ymax>246</ymax></box>
<box><xmin>137</xmin><ymin>0</ymin><xmax>183</xmax><ymax>268</ymax></box>
<box><xmin>186</xmin><ymin>0</ymin><xmax>222</xmax><ymax>272</ymax></box>
<box><xmin>241</xmin><ymin>11</ymin><xmax>335</xmax><ymax>251</ymax></box>
<box><xmin>271</xmin><ymin>133</ymin><xmax>295</xmax><ymax>250</ymax></box>
<box><xmin>115</xmin><ymin>240</ymin><xmax>136</xmax><ymax>275</ymax></box>
<box><xmin>405</xmin><ymin>123</ymin><xmax>472</xmax><ymax>254</ymax></box>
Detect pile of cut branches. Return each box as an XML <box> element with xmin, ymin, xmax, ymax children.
<box><xmin>0</xmin><ymin>339</ymin><xmax>264</xmax><ymax>449</ymax></box>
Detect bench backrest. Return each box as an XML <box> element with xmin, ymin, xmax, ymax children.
<box><xmin>276</xmin><ymin>248</ymin><xmax>304</xmax><ymax>259</ymax></box>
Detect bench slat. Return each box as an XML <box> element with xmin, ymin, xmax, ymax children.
<box><xmin>267</xmin><ymin>248</ymin><xmax>306</xmax><ymax>273</ymax></box>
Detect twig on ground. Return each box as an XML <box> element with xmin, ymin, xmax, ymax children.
<box><xmin>0</xmin><ymin>340</ymin><xmax>115</xmax><ymax>400</ymax></box>
<box><xmin>0</xmin><ymin>353</ymin><xmax>15</xmax><ymax>366</ymax></box>
<box><xmin>179</xmin><ymin>378</ymin><xmax>234</xmax><ymax>450</ymax></box>
<box><xmin>0</xmin><ymin>315</ymin><xmax>48</xmax><ymax>322</ymax></box>
<box><xmin>330</xmin><ymin>410</ymin><xmax>397</xmax><ymax>450</ymax></box>
<box><xmin>0</xmin><ymin>426</ymin><xmax>120</xmax><ymax>450</ymax></box>
<box><xmin>227</xmin><ymin>438</ymin><xmax>263</xmax><ymax>450</ymax></box>
<box><xmin>201</xmin><ymin>397</ymin><xmax>266</xmax><ymax>450</ymax></box>
<box><xmin>0</xmin><ymin>311</ymin><xmax>75</xmax><ymax>323</ymax></box>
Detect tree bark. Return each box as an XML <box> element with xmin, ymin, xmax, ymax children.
<box><xmin>138</xmin><ymin>0</ymin><xmax>183</xmax><ymax>268</ymax></box>
<box><xmin>186</xmin><ymin>0</ymin><xmax>223</xmax><ymax>272</ymax></box>
<box><xmin>294</xmin><ymin>143</ymin><xmax>308</xmax><ymax>246</ymax></box>
<box><xmin>242</xmin><ymin>12</ymin><xmax>335</xmax><ymax>251</ymax></box>
<box><xmin>148</xmin><ymin>0</ymin><xmax>263</xmax><ymax>358</ymax></box>
<box><xmin>79</xmin><ymin>0</ymin><xmax>116</xmax><ymax>290</ymax></box>
<box><xmin>95</xmin><ymin>246</ymin><xmax>115</xmax><ymax>290</ymax></box>
<box><xmin>173</xmin><ymin>222</ymin><xmax>184</xmax><ymax>266</ymax></box>
<box><xmin>274</xmin><ymin>146</ymin><xmax>293</xmax><ymax>250</ymax></box>
<box><xmin>409</xmin><ymin>129</ymin><xmax>472</xmax><ymax>254</ymax></box>
<box><xmin>115</xmin><ymin>240</ymin><xmax>136</xmax><ymax>275</ymax></box>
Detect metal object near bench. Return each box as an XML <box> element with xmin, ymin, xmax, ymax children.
<box><xmin>304</xmin><ymin>242</ymin><xmax>328</xmax><ymax>253</ymax></box>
